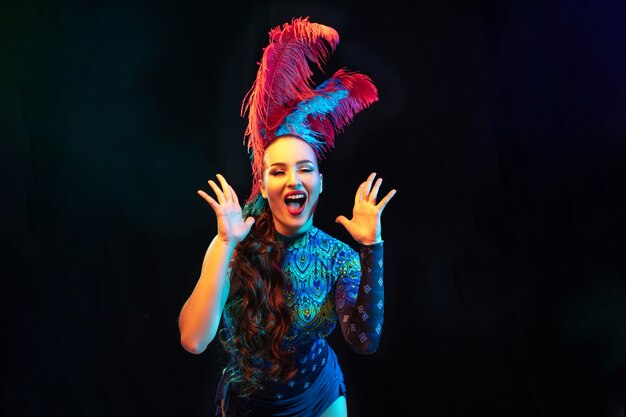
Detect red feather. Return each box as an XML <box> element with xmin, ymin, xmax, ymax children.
<box><xmin>309</xmin><ymin>68</ymin><xmax>379</xmax><ymax>151</ymax></box>
<box><xmin>241</xmin><ymin>17</ymin><xmax>339</xmax><ymax>188</ymax></box>
<box><xmin>240</xmin><ymin>17</ymin><xmax>378</xmax><ymax>204</ymax></box>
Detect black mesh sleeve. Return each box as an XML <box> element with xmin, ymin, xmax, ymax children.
<box><xmin>335</xmin><ymin>242</ymin><xmax>384</xmax><ymax>354</ymax></box>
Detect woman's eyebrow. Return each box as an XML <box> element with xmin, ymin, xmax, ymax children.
<box><xmin>269</xmin><ymin>160</ymin><xmax>315</xmax><ymax>167</ymax></box>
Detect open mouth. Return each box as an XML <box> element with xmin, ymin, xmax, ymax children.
<box><xmin>284</xmin><ymin>192</ymin><xmax>306</xmax><ymax>215</ymax></box>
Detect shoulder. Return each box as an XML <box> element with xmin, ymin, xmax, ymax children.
<box><xmin>309</xmin><ymin>227</ymin><xmax>358</xmax><ymax>259</ymax></box>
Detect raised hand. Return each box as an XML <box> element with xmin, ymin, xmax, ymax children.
<box><xmin>197</xmin><ymin>174</ymin><xmax>255</xmax><ymax>245</ymax></box>
<box><xmin>335</xmin><ymin>172</ymin><xmax>396</xmax><ymax>245</ymax></box>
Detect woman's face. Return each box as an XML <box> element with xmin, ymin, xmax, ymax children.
<box><xmin>260</xmin><ymin>136</ymin><xmax>323</xmax><ymax>236</ymax></box>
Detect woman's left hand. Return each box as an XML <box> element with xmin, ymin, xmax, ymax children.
<box><xmin>335</xmin><ymin>172</ymin><xmax>397</xmax><ymax>245</ymax></box>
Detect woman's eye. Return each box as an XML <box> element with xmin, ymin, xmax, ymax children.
<box><xmin>299</xmin><ymin>167</ymin><xmax>313</xmax><ymax>173</ymax></box>
<box><xmin>271</xmin><ymin>170</ymin><xmax>285</xmax><ymax>176</ymax></box>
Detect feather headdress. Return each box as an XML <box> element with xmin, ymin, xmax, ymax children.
<box><xmin>241</xmin><ymin>17</ymin><xmax>379</xmax><ymax>204</ymax></box>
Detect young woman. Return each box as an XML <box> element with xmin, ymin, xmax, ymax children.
<box><xmin>178</xmin><ymin>17</ymin><xmax>396</xmax><ymax>417</ymax></box>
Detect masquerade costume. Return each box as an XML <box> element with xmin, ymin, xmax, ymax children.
<box><xmin>215</xmin><ymin>17</ymin><xmax>383</xmax><ymax>416</ymax></box>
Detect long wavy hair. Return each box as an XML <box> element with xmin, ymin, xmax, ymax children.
<box><xmin>218</xmin><ymin>195</ymin><xmax>298</xmax><ymax>397</ymax></box>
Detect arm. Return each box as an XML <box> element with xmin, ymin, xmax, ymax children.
<box><xmin>335</xmin><ymin>242</ymin><xmax>384</xmax><ymax>354</ymax></box>
<box><xmin>178</xmin><ymin>236</ymin><xmax>236</xmax><ymax>354</ymax></box>
<box><xmin>178</xmin><ymin>174</ymin><xmax>254</xmax><ymax>354</ymax></box>
<box><xmin>334</xmin><ymin>172</ymin><xmax>395</xmax><ymax>354</ymax></box>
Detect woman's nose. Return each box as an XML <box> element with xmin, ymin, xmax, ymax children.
<box><xmin>287</xmin><ymin>170</ymin><xmax>302</xmax><ymax>187</ymax></box>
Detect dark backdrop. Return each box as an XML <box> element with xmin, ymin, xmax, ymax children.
<box><xmin>3</xmin><ymin>1</ymin><xmax>626</xmax><ymax>416</ymax></box>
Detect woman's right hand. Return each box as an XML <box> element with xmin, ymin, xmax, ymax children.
<box><xmin>197</xmin><ymin>174</ymin><xmax>255</xmax><ymax>245</ymax></box>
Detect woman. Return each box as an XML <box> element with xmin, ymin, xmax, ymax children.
<box><xmin>178</xmin><ymin>17</ymin><xmax>396</xmax><ymax>417</ymax></box>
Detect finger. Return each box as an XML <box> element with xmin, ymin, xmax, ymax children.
<box><xmin>216</xmin><ymin>174</ymin><xmax>232</xmax><ymax>202</ymax></box>
<box><xmin>244</xmin><ymin>217</ymin><xmax>255</xmax><ymax>228</ymax></box>
<box><xmin>355</xmin><ymin>182</ymin><xmax>365</xmax><ymax>205</ymax></box>
<box><xmin>368</xmin><ymin>178</ymin><xmax>383</xmax><ymax>204</ymax></box>
<box><xmin>363</xmin><ymin>172</ymin><xmax>377</xmax><ymax>200</ymax></box>
<box><xmin>229</xmin><ymin>184</ymin><xmax>240</xmax><ymax>206</ymax></box>
<box><xmin>335</xmin><ymin>215</ymin><xmax>349</xmax><ymax>226</ymax></box>
<box><xmin>197</xmin><ymin>190</ymin><xmax>220</xmax><ymax>212</ymax></box>
<box><xmin>376</xmin><ymin>189</ymin><xmax>397</xmax><ymax>211</ymax></box>
<box><xmin>208</xmin><ymin>180</ymin><xmax>226</xmax><ymax>204</ymax></box>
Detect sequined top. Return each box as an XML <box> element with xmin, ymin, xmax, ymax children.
<box><xmin>222</xmin><ymin>225</ymin><xmax>384</xmax><ymax>400</ymax></box>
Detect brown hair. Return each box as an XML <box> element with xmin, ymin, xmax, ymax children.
<box><xmin>218</xmin><ymin>195</ymin><xmax>297</xmax><ymax>397</ymax></box>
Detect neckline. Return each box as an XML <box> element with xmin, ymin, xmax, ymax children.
<box><xmin>277</xmin><ymin>225</ymin><xmax>315</xmax><ymax>243</ymax></box>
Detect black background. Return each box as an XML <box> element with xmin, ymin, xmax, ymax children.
<box><xmin>3</xmin><ymin>1</ymin><xmax>626</xmax><ymax>416</ymax></box>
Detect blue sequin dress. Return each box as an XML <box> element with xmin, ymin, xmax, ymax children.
<box><xmin>215</xmin><ymin>226</ymin><xmax>384</xmax><ymax>417</ymax></box>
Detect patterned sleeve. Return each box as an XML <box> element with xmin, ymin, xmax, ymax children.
<box><xmin>334</xmin><ymin>242</ymin><xmax>384</xmax><ymax>354</ymax></box>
